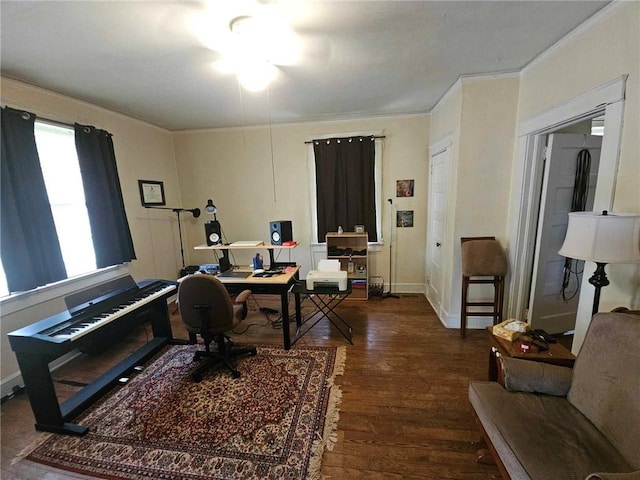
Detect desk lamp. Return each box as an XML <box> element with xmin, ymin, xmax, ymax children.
<box><xmin>558</xmin><ymin>210</ymin><xmax>640</xmax><ymax>315</ymax></box>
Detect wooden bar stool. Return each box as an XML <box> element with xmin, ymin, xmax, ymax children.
<box><xmin>460</xmin><ymin>237</ymin><xmax>508</xmax><ymax>338</ymax></box>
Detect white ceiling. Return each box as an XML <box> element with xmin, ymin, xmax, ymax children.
<box><xmin>1</xmin><ymin>1</ymin><xmax>610</xmax><ymax>131</ymax></box>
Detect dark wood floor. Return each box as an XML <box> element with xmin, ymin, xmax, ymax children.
<box><xmin>1</xmin><ymin>293</ymin><xmax>501</xmax><ymax>479</ymax></box>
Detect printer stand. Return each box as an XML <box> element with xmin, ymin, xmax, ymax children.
<box><xmin>291</xmin><ymin>282</ymin><xmax>353</xmax><ymax>345</ymax></box>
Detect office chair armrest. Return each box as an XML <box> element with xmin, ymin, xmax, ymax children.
<box><xmin>235</xmin><ymin>290</ymin><xmax>251</xmax><ymax>305</ymax></box>
<box><xmin>234</xmin><ymin>289</ymin><xmax>251</xmax><ymax>320</ymax></box>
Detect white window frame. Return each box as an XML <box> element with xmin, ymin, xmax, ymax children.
<box><xmin>0</xmin><ymin>120</ymin><xmax>98</xmax><ymax>299</ymax></box>
<box><xmin>306</xmin><ymin>130</ymin><xmax>384</xmax><ymax>246</ymax></box>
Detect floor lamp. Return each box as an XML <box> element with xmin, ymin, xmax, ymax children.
<box><xmin>558</xmin><ymin>210</ymin><xmax>640</xmax><ymax>315</ymax></box>
<box><xmin>382</xmin><ymin>198</ymin><xmax>400</xmax><ymax>299</ymax></box>
<box><xmin>145</xmin><ymin>206</ymin><xmax>201</xmax><ymax>274</ymax></box>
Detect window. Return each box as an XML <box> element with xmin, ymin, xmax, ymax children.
<box><xmin>0</xmin><ymin>121</ymin><xmax>96</xmax><ymax>297</ymax></box>
<box><xmin>307</xmin><ymin>133</ymin><xmax>383</xmax><ymax>243</ymax></box>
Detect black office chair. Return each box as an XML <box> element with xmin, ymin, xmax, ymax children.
<box><xmin>178</xmin><ymin>275</ymin><xmax>256</xmax><ymax>381</ymax></box>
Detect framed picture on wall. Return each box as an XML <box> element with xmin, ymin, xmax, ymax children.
<box><xmin>397</xmin><ymin>210</ymin><xmax>414</xmax><ymax>227</ymax></box>
<box><xmin>138</xmin><ymin>180</ymin><xmax>165</xmax><ymax>206</ymax></box>
<box><xmin>396</xmin><ymin>179</ymin><xmax>414</xmax><ymax>197</ymax></box>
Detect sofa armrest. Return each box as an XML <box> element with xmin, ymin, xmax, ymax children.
<box><xmin>586</xmin><ymin>471</ymin><xmax>640</xmax><ymax>480</ymax></box>
<box><xmin>499</xmin><ymin>356</ymin><xmax>573</xmax><ymax>396</ymax></box>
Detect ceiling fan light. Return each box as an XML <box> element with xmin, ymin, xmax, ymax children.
<box><xmin>237</xmin><ymin>61</ymin><xmax>277</xmax><ymax>92</ymax></box>
<box><xmin>213</xmin><ymin>57</ymin><xmax>237</xmax><ymax>74</ymax></box>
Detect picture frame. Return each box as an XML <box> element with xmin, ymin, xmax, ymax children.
<box><xmin>354</xmin><ymin>225</ymin><xmax>365</xmax><ymax>234</ymax></box>
<box><xmin>138</xmin><ymin>180</ymin><xmax>165</xmax><ymax>206</ymax></box>
<box><xmin>396</xmin><ymin>179</ymin><xmax>414</xmax><ymax>197</ymax></box>
<box><xmin>397</xmin><ymin>210</ymin><xmax>414</xmax><ymax>228</ymax></box>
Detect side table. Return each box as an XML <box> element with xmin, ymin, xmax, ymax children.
<box><xmin>291</xmin><ymin>282</ymin><xmax>353</xmax><ymax>346</ymax></box>
<box><xmin>486</xmin><ymin>327</ymin><xmax>575</xmax><ymax>381</ymax></box>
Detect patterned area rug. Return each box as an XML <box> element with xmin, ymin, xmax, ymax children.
<box><xmin>27</xmin><ymin>344</ymin><xmax>346</xmax><ymax>480</ymax></box>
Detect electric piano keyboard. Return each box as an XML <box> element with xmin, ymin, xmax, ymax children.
<box><xmin>44</xmin><ymin>282</ymin><xmax>175</xmax><ymax>341</ymax></box>
<box><xmin>8</xmin><ymin>276</ymin><xmax>177</xmax><ymax>435</ymax></box>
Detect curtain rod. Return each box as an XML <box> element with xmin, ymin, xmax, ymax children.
<box><xmin>2</xmin><ymin>105</ymin><xmax>90</xmax><ymax>130</ymax></box>
<box><xmin>304</xmin><ymin>135</ymin><xmax>386</xmax><ymax>144</ymax></box>
<box><xmin>38</xmin><ymin>116</ymin><xmax>77</xmax><ymax>129</ymax></box>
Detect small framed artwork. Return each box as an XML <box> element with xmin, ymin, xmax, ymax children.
<box><xmin>396</xmin><ymin>179</ymin><xmax>414</xmax><ymax>197</ymax></box>
<box><xmin>397</xmin><ymin>210</ymin><xmax>414</xmax><ymax>228</ymax></box>
<box><xmin>138</xmin><ymin>180</ymin><xmax>165</xmax><ymax>206</ymax></box>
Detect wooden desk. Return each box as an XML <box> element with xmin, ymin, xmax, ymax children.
<box><xmin>183</xmin><ymin>267</ymin><xmax>302</xmax><ymax>350</ymax></box>
<box><xmin>486</xmin><ymin>327</ymin><xmax>575</xmax><ymax>381</ymax></box>
<box><xmin>194</xmin><ymin>243</ymin><xmax>297</xmax><ymax>267</ymax></box>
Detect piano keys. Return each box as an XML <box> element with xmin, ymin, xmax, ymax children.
<box><xmin>46</xmin><ymin>281</ymin><xmax>175</xmax><ymax>342</ymax></box>
<box><xmin>7</xmin><ymin>275</ymin><xmax>177</xmax><ymax>435</ymax></box>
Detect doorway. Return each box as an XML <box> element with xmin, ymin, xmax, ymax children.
<box><xmin>425</xmin><ymin>134</ymin><xmax>452</xmax><ymax>319</ymax></box>
<box><xmin>506</xmin><ymin>75</ymin><xmax>626</xmax><ymax>352</ymax></box>
<box><xmin>528</xmin><ymin>124</ymin><xmax>602</xmax><ymax>334</ymax></box>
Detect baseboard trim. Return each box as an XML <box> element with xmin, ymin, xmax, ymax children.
<box><xmin>1</xmin><ymin>349</ymin><xmax>81</xmax><ymax>399</ymax></box>
<box><xmin>443</xmin><ymin>314</ymin><xmax>494</xmax><ymax>331</ymax></box>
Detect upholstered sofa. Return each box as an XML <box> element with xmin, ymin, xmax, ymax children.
<box><xmin>469</xmin><ymin>311</ymin><xmax>640</xmax><ymax>480</ymax></box>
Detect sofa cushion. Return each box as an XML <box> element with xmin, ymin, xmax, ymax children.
<box><xmin>469</xmin><ymin>381</ymin><xmax>633</xmax><ymax>480</ymax></box>
<box><xmin>568</xmin><ymin>312</ymin><xmax>640</xmax><ymax>468</ymax></box>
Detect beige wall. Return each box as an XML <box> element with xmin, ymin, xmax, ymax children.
<box><xmin>173</xmin><ymin>114</ymin><xmax>431</xmax><ymax>290</ymax></box>
<box><xmin>515</xmin><ymin>1</ymin><xmax>640</xmax><ymax>348</ymax></box>
<box><xmin>426</xmin><ymin>2</ymin><xmax>639</xmax><ymax>337</ymax></box>
<box><xmin>427</xmin><ymin>75</ymin><xmax>520</xmax><ymax>326</ymax></box>
<box><xmin>0</xmin><ymin>78</ymin><xmax>181</xmax><ymax>395</ymax></box>
<box><xmin>452</xmin><ymin>75</ymin><xmax>520</xmax><ymax>317</ymax></box>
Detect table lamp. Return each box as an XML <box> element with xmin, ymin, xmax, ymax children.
<box><xmin>558</xmin><ymin>210</ymin><xmax>640</xmax><ymax>315</ymax></box>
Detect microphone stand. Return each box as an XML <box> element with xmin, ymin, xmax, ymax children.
<box><xmin>174</xmin><ymin>209</ymin><xmax>187</xmax><ymax>271</ymax></box>
<box><xmin>382</xmin><ymin>198</ymin><xmax>400</xmax><ymax>299</ymax></box>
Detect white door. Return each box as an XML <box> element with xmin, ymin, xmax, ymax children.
<box><xmin>426</xmin><ymin>140</ymin><xmax>451</xmax><ymax>318</ymax></box>
<box><xmin>529</xmin><ymin>133</ymin><xmax>601</xmax><ymax>333</ymax></box>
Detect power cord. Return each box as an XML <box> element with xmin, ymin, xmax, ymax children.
<box><xmin>562</xmin><ymin>148</ymin><xmax>591</xmax><ymax>302</ymax></box>
<box><xmin>231</xmin><ymin>294</ymin><xmax>282</xmax><ymax>333</ymax></box>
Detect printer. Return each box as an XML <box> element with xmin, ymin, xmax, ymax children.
<box><xmin>306</xmin><ymin>259</ymin><xmax>348</xmax><ymax>291</ymax></box>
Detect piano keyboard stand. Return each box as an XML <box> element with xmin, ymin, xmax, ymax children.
<box><xmin>8</xmin><ymin>278</ymin><xmax>177</xmax><ymax>435</ymax></box>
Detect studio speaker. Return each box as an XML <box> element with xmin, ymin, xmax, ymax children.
<box><xmin>205</xmin><ymin>220</ymin><xmax>222</xmax><ymax>246</ymax></box>
<box><xmin>269</xmin><ymin>220</ymin><xmax>293</xmax><ymax>245</ymax></box>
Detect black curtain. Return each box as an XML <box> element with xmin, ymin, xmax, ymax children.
<box><xmin>314</xmin><ymin>136</ymin><xmax>377</xmax><ymax>242</ymax></box>
<box><xmin>1</xmin><ymin>107</ymin><xmax>67</xmax><ymax>292</ymax></box>
<box><xmin>75</xmin><ymin>124</ymin><xmax>136</xmax><ymax>268</ymax></box>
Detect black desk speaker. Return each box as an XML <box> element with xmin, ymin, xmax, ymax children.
<box><xmin>205</xmin><ymin>220</ymin><xmax>222</xmax><ymax>245</ymax></box>
<box><xmin>270</xmin><ymin>220</ymin><xmax>293</xmax><ymax>245</ymax></box>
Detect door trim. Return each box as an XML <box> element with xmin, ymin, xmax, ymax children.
<box><xmin>426</xmin><ymin>133</ymin><xmax>453</xmax><ymax>320</ymax></box>
<box><xmin>507</xmin><ymin>76</ymin><xmax>626</xmax><ymax>351</ymax></box>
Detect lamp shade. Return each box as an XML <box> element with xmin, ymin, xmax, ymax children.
<box><xmin>558</xmin><ymin>211</ymin><xmax>640</xmax><ymax>264</ymax></box>
<box><xmin>205</xmin><ymin>199</ymin><xmax>217</xmax><ymax>215</ymax></box>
